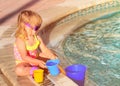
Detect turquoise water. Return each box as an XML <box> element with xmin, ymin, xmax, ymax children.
<box><xmin>63</xmin><ymin>11</ymin><xmax>120</xmax><ymax>86</ymax></box>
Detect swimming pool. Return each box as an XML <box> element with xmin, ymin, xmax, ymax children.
<box><xmin>62</xmin><ymin>7</ymin><xmax>120</xmax><ymax>86</ymax></box>
<box><xmin>43</xmin><ymin>1</ymin><xmax>120</xmax><ymax>86</ymax></box>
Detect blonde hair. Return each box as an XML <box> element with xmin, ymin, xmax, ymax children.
<box><xmin>15</xmin><ymin>10</ymin><xmax>42</xmax><ymax>39</ymax></box>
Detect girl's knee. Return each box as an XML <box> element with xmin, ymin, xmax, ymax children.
<box><xmin>15</xmin><ymin>63</ymin><xmax>31</xmax><ymax>76</ymax></box>
<box><xmin>15</xmin><ymin>66</ymin><xmax>24</xmax><ymax>76</ymax></box>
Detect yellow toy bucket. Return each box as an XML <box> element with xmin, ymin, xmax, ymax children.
<box><xmin>33</xmin><ymin>69</ymin><xmax>44</xmax><ymax>83</ymax></box>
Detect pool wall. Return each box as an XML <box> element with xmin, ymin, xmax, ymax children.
<box><xmin>38</xmin><ymin>0</ymin><xmax>120</xmax><ymax>48</ymax></box>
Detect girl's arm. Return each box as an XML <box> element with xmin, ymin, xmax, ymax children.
<box><xmin>37</xmin><ymin>36</ymin><xmax>57</xmax><ymax>59</ymax></box>
<box><xmin>37</xmin><ymin>36</ymin><xmax>66</xmax><ymax>74</ymax></box>
<box><xmin>15</xmin><ymin>38</ymin><xmax>46</xmax><ymax>68</ymax></box>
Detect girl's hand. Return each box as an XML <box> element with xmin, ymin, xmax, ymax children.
<box><xmin>38</xmin><ymin>60</ymin><xmax>46</xmax><ymax>68</ymax></box>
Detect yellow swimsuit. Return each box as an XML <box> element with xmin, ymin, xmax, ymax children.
<box><xmin>26</xmin><ymin>35</ymin><xmax>40</xmax><ymax>50</ymax></box>
<box><xmin>14</xmin><ymin>35</ymin><xmax>40</xmax><ymax>64</ymax></box>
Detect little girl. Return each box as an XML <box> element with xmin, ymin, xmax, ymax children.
<box><xmin>14</xmin><ymin>10</ymin><xmax>57</xmax><ymax>76</ymax></box>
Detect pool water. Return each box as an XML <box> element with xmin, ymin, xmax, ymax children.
<box><xmin>63</xmin><ymin>11</ymin><xmax>120</xmax><ymax>86</ymax></box>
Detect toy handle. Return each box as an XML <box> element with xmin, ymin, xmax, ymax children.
<box><xmin>58</xmin><ymin>65</ymin><xmax>66</xmax><ymax>75</ymax></box>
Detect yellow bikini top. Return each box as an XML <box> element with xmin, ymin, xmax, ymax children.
<box><xmin>25</xmin><ymin>35</ymin><xmax>40</xmax><ymax>51</ymax></box>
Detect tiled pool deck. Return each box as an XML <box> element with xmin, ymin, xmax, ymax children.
<box><xmin>0</xmin><ymin>0</ymin><xmax>118</xmax><ymax>86</ymax></box>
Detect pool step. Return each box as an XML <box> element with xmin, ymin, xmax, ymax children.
<box><xmin>47</xmin><ymin>73</ymin><xmax>78</xmax><ymax>86</ymax></box>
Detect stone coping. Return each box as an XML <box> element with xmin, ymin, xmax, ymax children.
<box><xmin>39</xmin><ymin>0</ymin><xmax>120</xmax><ymax>47</ymax></box>
<box><xmin>39</xmin><ymin>0</ymin><xmax>119</xmax><ymax>30</ymax></box>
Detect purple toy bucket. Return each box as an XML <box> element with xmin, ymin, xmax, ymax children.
<box><xmin>65</xmin><ymin>64</ymin><xmax>87</xmax><ymax>86</ymax></box>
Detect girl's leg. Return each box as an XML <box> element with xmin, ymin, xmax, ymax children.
<box><xmin>15</xmin><ymin>62</ymin><xmax>38</xmax><ymax>76</ymax></box>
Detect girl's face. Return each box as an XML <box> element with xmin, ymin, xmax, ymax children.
<box><xmin>24</xmin><ymin>23</ymin><xmax>39</xmax><ymax>36</ymax></box>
